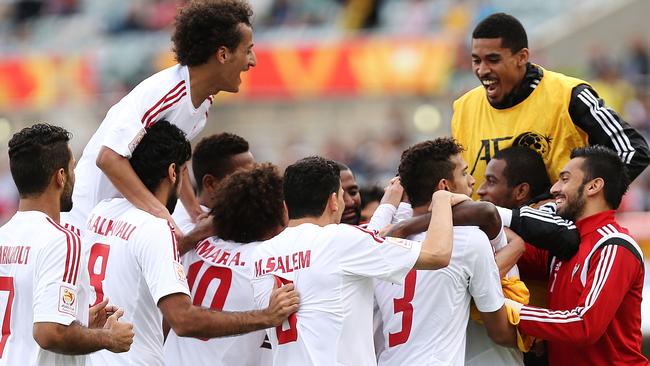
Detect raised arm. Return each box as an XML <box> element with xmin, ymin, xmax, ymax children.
<box><xmin>387</xmin><ymin>200</ymin><xmax>501</xmax><ymax>240</ymax></box>
<box><xmin>507</xmin><ymin>206</ymin><xmax>580</xmax><ymax>260</ymax></box>
<box><xmin>569</xmin><ymin>84</ymin><xmax>650</xmax><ymax>181</ymax></box>
<box><xmin>413</xmin><ymin>191</ymin><xmax>470</xmax><ymax>270</ymax></box>
<box><xmin>97</xmin><ymin>146</ymin><xmax>178</xmax><ymax>229</ymax></box>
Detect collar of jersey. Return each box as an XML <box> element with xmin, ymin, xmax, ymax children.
<box><xmin>575</xmin><ymin>210</ymin><xmax>616</xmax><ymax>237</ymax></box>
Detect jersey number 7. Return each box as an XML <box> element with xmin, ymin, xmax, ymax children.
<box><xmin>0</xmin><ymin>277</ymin><xmax>14</xmax><ymax>358</ymax></box>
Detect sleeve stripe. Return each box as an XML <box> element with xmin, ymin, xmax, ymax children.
<box><xmin>168</xmin><ymin>222</ymin><xmax>179</xmax><ymax>261</ymax></box>
<box><xmin>578</xmin><ymin>89</ymin><xmax>636</xmax><ymax>163</ymax></box>
<box><xmin>144</xmin><ymin>90</ymin><xmax>188</xmax><ymax>128</ymax></box>
<box><xmin>519</xmin><ymin>208</ymin><xmax>576</xmax><ymax>229</ymax></box>
<box><xmin>140</xmin><ymin>80</ymin><xmax>185</xmax><ymax>125</ymax></box>
<box><xmin>350</xmin><ymin>224</ymin><xmax>385</xmax><ymax>244</ymax></box>
<box><xmin>582</xmin><ymin>89</ymin><xmax>635</xmax><ymax>153</ymax></box>
<box><xmin>46</xmin><ymin>217</ymin><xmax>82</xmax><ymax>285</ymax></box>
<box><xmin>520</xmin><ymin>245</ymin><xmax>617</xmax><ymax>324</ymax></box>
<box><xmin>582</xmin><ymin>245</ymin><xmax>616</xmax><ymax>314</ymax></box>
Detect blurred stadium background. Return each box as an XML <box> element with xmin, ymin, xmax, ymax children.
<box><xmin>2</xmin><ymin>0</ymin><xmax>650</xmax><ymax>348</ymax></box>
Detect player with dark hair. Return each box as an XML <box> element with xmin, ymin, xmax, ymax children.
<box><xmin>172</xmin><ymin>132</ymin><xmax>254</xmax><ymax>234</ymax></box>
<box><xmin>359</xmin><ymin>185</ymin><xmax>384</xmax><ymax>223</ymax></box>
<box><xmin>452</xmin><ymin>12</ymin><xmax>649</xmax><ymax>200</ymax></box>
<box><xmin>0</xmin><ymin>124</ymin><xmax>134</xmax><ymax>365</ymax></box>
<box><xmin>478</xmin><ymin>146</ymin><xmax>552</xmax><ymax>208</ymax></box>
<box><xmin>164</xmin><ymin>163</ymin><xmax>287</xmax><ymax>366</ymax></box>
<box><xmin>84</xmin><ymin>121</ymin><xmax>298</xmax><ymax>366</ymax></box>
<box><xmin>505</xmin><ymin>145</ymin><xmax>649</xmax><ymax>366</ymax></box>
<box><xmin>334</xmin><ymin>161</ymin><xmax>362</xmax><ymax>225</ymax></box>
<box><xmin>373</xmin><ymin>138</ymin><xmax>519</xmax><ymax>366</ymax></box>
<box><xmin>63</xmin><ymin>0</ymin><xmax>257</xmax><ymax>236</ymax></box>
<box><xmin>251</xmin><ymin>156</ymin><xmax>480</xmax><ymax>365</ymax></box>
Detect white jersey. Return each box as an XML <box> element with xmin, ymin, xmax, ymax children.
<box><xmin>0</xmin><ymin>211</ymin><xmax>89</xmax><ymax>366</ymax></box>
<box><xmin>374</xmin><ymin>226</ymin><xmax>504</xmax><ymax>366</ymax></box>
<box><xmin>164</xmin><ymin>237</ymin><xmax>266</xmax><ymax>365</ymax></box>
<box><xmin>251</xmin><ymin>223</ymin><xmax>422</xmax><ymax>366</ymax></box>
<box><xmin>84</xmin><ymin>198</ymin><xmax>190</xmax><ymax>366</ymax></box>
<box><xmin>62</xmin><ymin>64</ymin><xmax>212</xmax><ymax>231</ymax></box>
<box><xmin>466</xmin><ymin>227</ymin><xmax>523</xmax><ymax>366</ymax></box>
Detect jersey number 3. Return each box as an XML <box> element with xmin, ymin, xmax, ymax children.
<box><xmin>389</xmin><ymin>269</ymin><xmax>416</xmax><ymax>347</ymax></box>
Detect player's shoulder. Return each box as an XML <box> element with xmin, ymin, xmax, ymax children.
<box><xmin>453</xmin><ymin>85</ymin><xmax>484</xmax><ymax>105</ymax></box>
<box><xmin>334</xmin><ymin>223</ymin><xmax>386</xmax><ymax>243</ymax></box>
<box><xmin>592</xmin><ymin>223</ymin><xmax>643</xmax><ymax>262</ymax></box>
<box><xmin>38</xmin><ymin>214</ymin><xmax>81</xmax><ymax>250</ymax></box>
<box><xmin>129</xmin><ymin>64</ymin><xmax>187</xmax><ymax>103</ymax></box>
<box><xmin>453</xmin><ymin>226</ymin><xmax>490</xmax><ymax>251</ymax></box>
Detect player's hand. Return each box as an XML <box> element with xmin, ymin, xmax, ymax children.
<box><xmin>429</xmin><ymin>191</ymin><xmax>471</xmax><ymax>209</ymax></box>
<box><xmin>264</xmin><ymin>282</ymin><xmax>300</xmax><ymax>327</ymax></box>
<box><xmin>152</xmin><ymin>204</ymin><xmax>184</xmax><ymax>241</ymax></box>
<box><xmin>191</xmin><ymin>213</ymin><xmax>215</xmax><ymax>240</ymax></box>
<box><xmin>88</xmin><ymin>298</ymin><xmax>119</xmax><ymax>329</ymax></box>
<box><xmin>104</xmin><ymin>308</ymin><xmax>134</xmax><ymax>353</ymax></box>
<box><xmin>188</xmin><ymin>205</ymin><xmax>206</xmax><ymax>224</ymax></box>
<box><xmin>380</xmin><ymin>177</ymin><xmax>404</xmax><ymax>208</ymax></box>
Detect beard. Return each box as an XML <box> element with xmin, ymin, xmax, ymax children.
<box><xmin>341</xmin><ymin>207</ymin><xmax>362</xmax><ymax>225</ymax></box>
<box><xmin>60</xmin><ymin>176</ymin><xmax>74</xmax><ymax>212</ymax></box>
<box><xmin>556</xmin><ymin>184</ymin><xmax>586</xmax><ymax>222</ymax></box>
<box><xmin>166</xmin><ymin>180</ymin><xmax>180</xmax><ymax>214</ymax></box>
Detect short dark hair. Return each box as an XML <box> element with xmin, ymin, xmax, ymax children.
<box><xmin>570</xmin><ymin>145</ymin><xmax>630</xmax><ymax>209</ymax></box>
<box><xmin>284</xmin><ymin>156</ymin><xmax>340</xmax><ymax>220</ymax></box>
<box><xmin>8</xmin><ymin>123</ymin><xmax>71</xmax><ymax>198</ymax></box>
<box><xmin>360</xmin><ymin>185</ymin><xmax>384</xmax><ymax>210</ymax></box>
<box><xmin>399</xmin><ymin>138</ymin><xmax>463</xmax><ymax>207</ymax></box>
<box><xmin>493</xmin><ymin>146</ymin><xmax>551</xmax><ymax>199</ymax></box>
<box><xmin>472</xmin><ymin>13</ymin><xmax>528</xmax><ymax>54</ymax></box>
<box><xmin>335</xmin><ymin>161</ymin><xmax>350</xmax><ymax>172</ymax></box>
<box><xmin>172</xmin><ymin>0</ymin><xmax>253</xmax><ymax>66</ymax></box>
<box><xmin>211</xmin><ymin>163</ymin><xmax>285</xmax><ymax>243</ymax></box>
<box><xmin>192</xmin><ymin>133</ymin><xmax>249</xmax><ymax>193</ymax></box>
<box><xmin>130</xmin><ymin>121</ymin><xmax>192</xmax><ymax>193</ymax></box>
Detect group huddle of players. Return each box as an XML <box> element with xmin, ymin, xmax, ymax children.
<box><xmin>2</xmin><ymin>1</ymin><xmax>650</xmax><ymax>366</ymax></box>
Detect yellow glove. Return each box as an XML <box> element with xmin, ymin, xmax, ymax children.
<box><xmin>470</xmin><ymin>276</ymin><xmax>530</xmax><ymax>323</ymax></box>
<box><xmin>504</xmin><ymin>298</ymin><xmax>534</xmax><ymax>352</ymax></box>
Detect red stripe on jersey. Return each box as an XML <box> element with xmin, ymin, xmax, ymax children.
<box><xmin>140</xmin><ymin>80</ymin><xmax>185</xmax><ymax>125</ymax></box>
<box><xmin>167</xmin><ymin>222</ymin><xmax>179</xmax><ymax>261</ymax></box>
<box><xmin>145</xmin><ymin>91</ymin><xmax>187</xmax><ymax>128</ymax></box>
<box><xmin>47</xmin><ymin>218</ymin><xmax>82</xmax><ymax>285</ymax></box>
<box><xmin>350</xmin><ymin>224</ymin><xmax>385</xmax><ymax>244</ymax></box>
<box><xmin>63</xmin><ymin>223</ymin><xmax>81</xmax><ymax>236</ymax></box>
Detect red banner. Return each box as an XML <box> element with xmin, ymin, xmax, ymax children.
<box><xmin>157</xmin><ymin>36</ymin><xmax>457</xmax><ymax>100</ymax></box>
<box><xmin>0</xmin><ymin>54</ymin><xmax>96</xmax><ymax>110</ymax></box>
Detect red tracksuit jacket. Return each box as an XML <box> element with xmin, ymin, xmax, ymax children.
<box><xmin>518</xmin><ymin>210</ymin><xmax>648</xmax><ymax>365</ymax></box>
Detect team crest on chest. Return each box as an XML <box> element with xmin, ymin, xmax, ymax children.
<box><xmin>571</xmin><ymin>263</ymin><xmax>580</xmax><ymax>281</ymax></box>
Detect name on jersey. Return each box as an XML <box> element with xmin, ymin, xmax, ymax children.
<box><xmin>254</xmin><ymin>250</ymin><xmax>311</xmax><ymax>277</ymax></box>
<box><xmin>87</xmin><ymin>214</ymin><xmax>137</xmax><ymax>241</ymax></box>
<box><xmin>195</xmin><ymin>239</ymin><xmax>245</xmax><ymax>267</ymax></box>
<box><xmin>0</xmin><ymin>245</ymin><xmax>31</xmax><ymax>265</ymax></box>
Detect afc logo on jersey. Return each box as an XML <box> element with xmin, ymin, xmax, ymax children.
<box><xmin>470</xmin><ymin>131</ymin><xmax>552</xmax><ymax>175</ymax></box>
<box><xmin>58</xmin><ymin>284</ymin><xmax>78</xmax><ymax>316</ymax></box>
